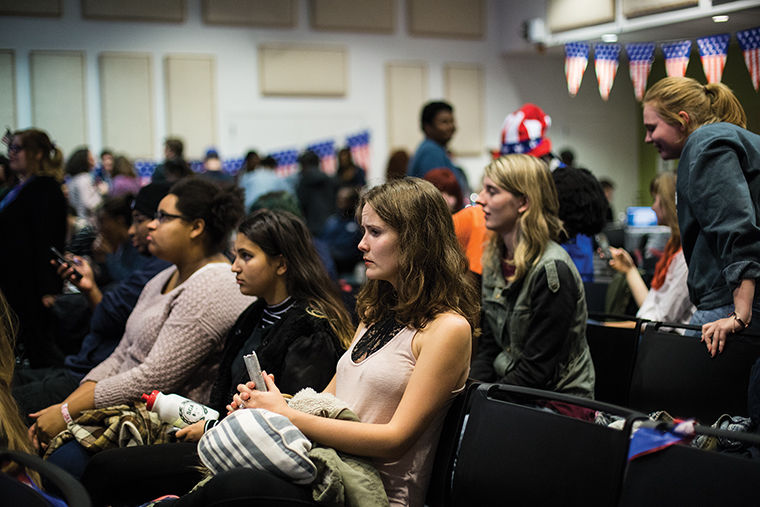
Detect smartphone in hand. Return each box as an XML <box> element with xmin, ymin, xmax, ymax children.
<box><xmin>49</xmin><ymin>246</ymin><xmax>83</xmax><ymax>282</ymax></box>
<box><xmin>243</xmin><ymin>352</ymin><xmax>268</xmax><ymax>392</ymax></box>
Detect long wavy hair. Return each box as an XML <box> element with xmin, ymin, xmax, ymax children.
<box><xmin>0</xmin><ymin>291</ymin><xmax>41</xmax><ymax>484</ymax></box>
<box><xmin>484</xmin><ymin>154</ymin><xmax>565</xmax><ymax>283</ymax></box>
<box><xmin>238</xmin><ymin>210</ymin><xmax>354</xmax><ymax>348</ymax></box>
<box><xmin>355</xmin><ymin>178</ymin><xmax>479</xmax><ymax>331</ymax></box>
<box><xmin>643</xmin><ymin>76</ymin><xmax>746</xmax><ymax>136</ymax></box>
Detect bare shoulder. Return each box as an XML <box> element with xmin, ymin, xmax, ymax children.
<box><xmin>416</xmin><ymin>311</ymin><xmax>471</xmax><ymax>348</ymax></box>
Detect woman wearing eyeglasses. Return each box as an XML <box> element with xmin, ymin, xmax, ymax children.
<box><xmin>29</xmin><ymin>178</ymin><xmax>252</xmax><ymax>476</ymax></box>
<box><xmin>0</xmin><ymin>128</ymin><xmax>67</xmax><ymax>368</ymax></box>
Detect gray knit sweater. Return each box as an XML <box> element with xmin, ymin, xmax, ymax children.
<box><xmin>83</xmin><ymin>263</ymin><xmax>254</xmax><ymax>407</ymax></box>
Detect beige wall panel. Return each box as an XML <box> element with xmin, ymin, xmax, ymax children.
<box><xmin>444</xmin><ymin>64</ymin><xmax>483</xmax><ymax>157</ymax></box>
<box><xmin>164</xmin><ymin>55</ymin><xmax>217</xmax><ymax>160</ymax></box>
<box><xmin>30</xmin><ymin>51</ymin><xmax>87</xmax><ymax>154</ymax></box>
<box><xmin>82</xmin><ymin>0</ymin><xmax>184</xmax><ymax>22</ymax></box>
<box><xmin>408</xmin><ymin>0</ymin><xmax>484</xmax><ymax>39</ymax></box>
<box><xmin>0</xmin><ymin>51</ymin><xmax>16</xmax><ymax>129</ymax></box>
<box><xmin>386</xmin><ymin>62</ymin><xmax>427</xmax><ymax>152</ymax></box>
<box><xmin>0</xmin><ymin>0</ymin><xmax>60</xmax><ymax>17</ymax></box>
<box><xmin>202</xmin><ymin>0</ymin><xmax>296</xmax><ymax>27</ymax></box>
<box><xmin>311</xmin><ymin>0</ymin><xmax>394</xmax><ymax>33</ymax></box>
<box><xmin>99</xmin><ymin>53</ymin><xmax>154</xmax><ymax>158</ymax></box>
<box><xmin>623</xmin><ymin>0</ymin><xmax>697</xmax><ymax>17</ymax></box>
<box><xmin>259</xmin><ymin>45</ymin><xmax>346</xmax><ymax>96</ymax></box>
<box><xmin>547</xmin><ymin>0</ymin><xmax>614</xmax><ymax>32</ymax></box>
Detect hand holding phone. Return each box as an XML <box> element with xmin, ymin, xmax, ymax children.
<box><xmin>243</xmin><ymin>352</ymin><xmax>268</xmax><ymax>392</ymax></box>
<box><xmin>49</xmin><ymin>247</ymin><xmax>83</xmax><ymax>282</ymax></box>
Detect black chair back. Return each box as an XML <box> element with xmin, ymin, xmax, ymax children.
<box><xmin>628</xmin><ymin>323</ymin><xmax>760</xmax><ymax>422</ymax></box>
<box><xmin>450</xmin><ymin>383</ymin><xmax>645</xmax><ymax>507</ymax></box>
<box><xmin>586</xmin><ymin>320</ymin><xmax>640</xmax><ymax>406</ymax></box>
<box><xmin>618</xmin><ymin>422</ymin><xmax>760</xmax><ymax>505</ymax></box>
<box><xmin>424</xmin><ymin>382</ymin><xmax>475</xmax><ymax>507</ymax></box>
<box><xmin>0</xmin><ymin>448</ymin><xmax>92</xmax><ymax>507</ymax></box>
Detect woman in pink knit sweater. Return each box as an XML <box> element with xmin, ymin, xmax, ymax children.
<box><xmin>30</xmin><ymin>178</ymin><xmax>252</xmax><ymax>457</ymax></box>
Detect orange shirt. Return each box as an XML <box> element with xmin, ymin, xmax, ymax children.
<box><xmin>453</xmin><ymin>205</ymin><xmax>490</xmax><ymax>275</ymax></box>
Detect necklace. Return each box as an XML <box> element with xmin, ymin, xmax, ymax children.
<box><xmin>351</xmin><ymin>314</ymin><xmax>405</xmax><ymax>362</ymax></box>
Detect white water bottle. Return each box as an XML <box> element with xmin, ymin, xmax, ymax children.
<box><xmin>141</xmin><ymin>390</ymin><xmax>219</xmax><ymax>428</ymax></box>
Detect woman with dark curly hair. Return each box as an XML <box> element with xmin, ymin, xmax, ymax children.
<box><xmin>30</xmin><ymin>179</ymin><xmax>252</xmax><ymax>475</ymax></box>
<box><xmin>552</xmin><ymin>165</ymin><xmax>608</xmax><ymax>282</ymax></box>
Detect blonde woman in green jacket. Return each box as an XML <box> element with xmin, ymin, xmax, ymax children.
<box><xmin>471</xmin><ymin>154</ymin><xmax>595</xmax><ymax>398</ymax></box>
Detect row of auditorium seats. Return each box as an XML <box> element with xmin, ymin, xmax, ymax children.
<box><xmin>426</xmin><ymin>382</ymin><xmax>760</xmax><ymax>507</ymax></box>
<box><xmin>586</xmin><ymin>319</ymin><xmax>760</xmax><ymax>423</ymax></box>
<box><xmin>6</xmin><ymin>319</ymin><xmax>760</xmax><ymax>506</ymax></box>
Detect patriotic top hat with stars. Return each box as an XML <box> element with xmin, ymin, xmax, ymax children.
<box><xmin>499</xmin><ymin>103</ymin><xmax>552</xmax><ymax>158</ymax></box>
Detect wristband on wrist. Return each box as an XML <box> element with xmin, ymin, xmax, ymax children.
<box><xmin>61</xmin><ymin>403</ymin><xmax>73</xmax><ymax>425</ymax></box>
<box><xmin>729</xmin><ymin>311</ymin><xmax>748</xmax><ymax>331</ymax></box>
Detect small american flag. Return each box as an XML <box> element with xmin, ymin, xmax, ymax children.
<box><xmin>271</xmin><ymin>149</ymin><xmax>299</xmax><ymax>178</ymax></box>
<box><xmin>222</xmin><ymin>158</ymin><xmax>244</xmax><ymax>175</ymax></box>
<box><xmin>595</xmin><ymin>43</ymin><xmax>620</xmax><ymax>101</ymax></box>
<box><xmin>737</xmin><ymin>27</ymin><xmax>760</xmax><ymax>92</ymax></box>
<box><xmin>135</xmin><ymin>159</ymin><xmax>158</xmax><ymax>185</ymax></box>
<box><xmin>306</xmin><ymin>140</ymin><xmax>337</xmax><ymax>175</ymax></box>
<box><xmin>626</xmin><ymin>42</ymin><xmax>655</xmax><ymax>101</ymax></box>
<box><xmin>662</xmin><ymin>40</ymin><xmax>692</xmax><ymax>77</ymax></box>
<box><xmin>565</xmin><ymin>42</ymin><xmax>589</xmax><ymax>97</ymax></box>
<box><xmin>346</xmin><ymin>130</ymin><xmax>370</xmax><ymax>176</ymax></box>
<box><xmin>189</xmin><ymin>160</ymin><xmax>204</xmax><ymax>173</ymax></box>
<box><xmin>697</xmin><ymin>34</ymin><xmax>730</xmax><ymax>84</ymax></box>
<box><xmin>2</xmin><ymin>128</ymin><xmax>12</xmax><ymax>147</ymax></box>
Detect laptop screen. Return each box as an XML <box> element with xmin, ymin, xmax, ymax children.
<box><xmin>627</xmin><ymin>206</ymin><xmax>657</xmax><ymax>227</ymax></box>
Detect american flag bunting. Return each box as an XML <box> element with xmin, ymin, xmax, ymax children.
<box><xmin>737</xmin><ymin>27</ymin><xmax>760</xmax><ymax>92</ymax></box>
<box><xmin>595</xmin><ymin>43</ymin><xmax>620</xmax><ymax>101</ymax></box>
<box><xmin>2</xmin><ymin>128</ymin><xmax>12</xmax><ymax>147</ymax></box>
<box><xmin>662</xmin><ymin>40</ymin><xmax>692</xmax><ymax>77</ymax></box>
<box><xmin>135</xmin><ymin>159</ymin><xmax>158</xmax><ymax>185</ymax></box>
<box><xmin>346</xmin><ymin>130</ymin><xmax>371</xmax><ymax>176</ymax></box>
<box><xmin>697</xmin><ymin>34</ymin><xmax>730</xmax><ymax>83</ymax></box>
<box><xmin>270</xmin><ymin>149</ymin><xmax>299</xmax><ymax>178</ymax></box>
<box><xmin>626</xmin><ymin>42</ymin><xmax>655</xmax><ymax>101</ymax></box>
<box><xmin>306</xmin><ymin>140</ymin><xmax>337</xmax><ymax>175</ymax></box>
<box><xmin>565</xmin><ymin>42</ymin><xmax>589</xmax><ymax>97</ymax></box>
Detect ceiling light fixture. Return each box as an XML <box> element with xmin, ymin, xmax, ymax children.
<box><xmin>712</xmin><ymin>15</ymin><xmax>729</xmax><ymax>23</ymax></box>
<box><xmin>601</xmin><ymin>33</ymin><xmax>618</xmax><ymax>43</ymax></box>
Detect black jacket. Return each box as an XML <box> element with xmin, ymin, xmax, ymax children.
<box><xmin>208</xmin><ymin>299</ymin><xmax>345</xmax><ymax>414</ymax></box>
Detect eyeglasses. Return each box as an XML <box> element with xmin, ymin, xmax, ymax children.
<box><xmin>7</xmin><ymin>143</ymin><xmax>22</xmax><ymax>155</ymax></box>
<box><xmin>154</xmin><ymin>210</ymin><xmax>191</xmax><ymax>223</ymax></box>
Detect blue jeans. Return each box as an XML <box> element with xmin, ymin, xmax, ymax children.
<box><xmin>690</xmin><ymin>301</ymin><xmax>760</xmax><ymax>329</ymax></box>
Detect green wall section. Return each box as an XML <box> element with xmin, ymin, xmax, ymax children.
<box><xmin>636</xmin><ymin>40</ymin><xmax>760</xmax><ymax>205</ymax></box>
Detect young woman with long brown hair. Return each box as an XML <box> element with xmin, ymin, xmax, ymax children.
<box><xmin>161</xmin><ymin>177</ymin><xmax>478</xmax><ymax>507</ymax></box>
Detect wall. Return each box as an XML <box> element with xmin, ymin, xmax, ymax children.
<box><xmin>0</xmin><ymin>0</ymin><xmax>641</xmax><ymax>211</ymax></box>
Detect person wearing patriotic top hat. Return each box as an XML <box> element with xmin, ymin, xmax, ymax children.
<box><xmin>498</xmin><ymin>103</ymin><xmax>562</xmax><ymax>171</ymax></box>
<box><xmin>643</xmin><ymin>76</ymin><xmax>760</xmax><ymax>356</ymax></box>
<box><xmin>497</xmin><ymin>103</ymin><xmax>607</xmax><ymax>282</ymax></box>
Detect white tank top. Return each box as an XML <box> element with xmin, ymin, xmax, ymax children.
<box><xmin>335</xmin><ymin>325</ymin><xmax>463</xmax><ymax>507</ymax></box>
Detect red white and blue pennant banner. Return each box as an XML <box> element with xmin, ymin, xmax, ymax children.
<box><xmin>697</xmin><ymin>33</ymin><xmax>730</xmax><ymax>84</ymax></box>
<box><xmin>662</xmin><ymin>40</ymin><xmax>692</xmax><ymax>78</ymax></box>
<box><xmin>595</xmin><ymin>43</ymin><xmax>620</xmax><ymax>101</ymax></box>
<box><xmin>566</xmin><ymin>26</ymin><xmax>760</xmax><ymax>100</ymax></box>
<box><xmin>626</xmin><ymin>42</ymin><xmax>655</xmax><ymax>101</ymax></box>
<box><xmin>737</xmin><ymin>27</ymin><xmax>760</xmax><ymax>91</ymax></box>
<box><xmin>565</xmin><ymin>42</ymin><xmax>589</xmax><ymax>97</ymax></box>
